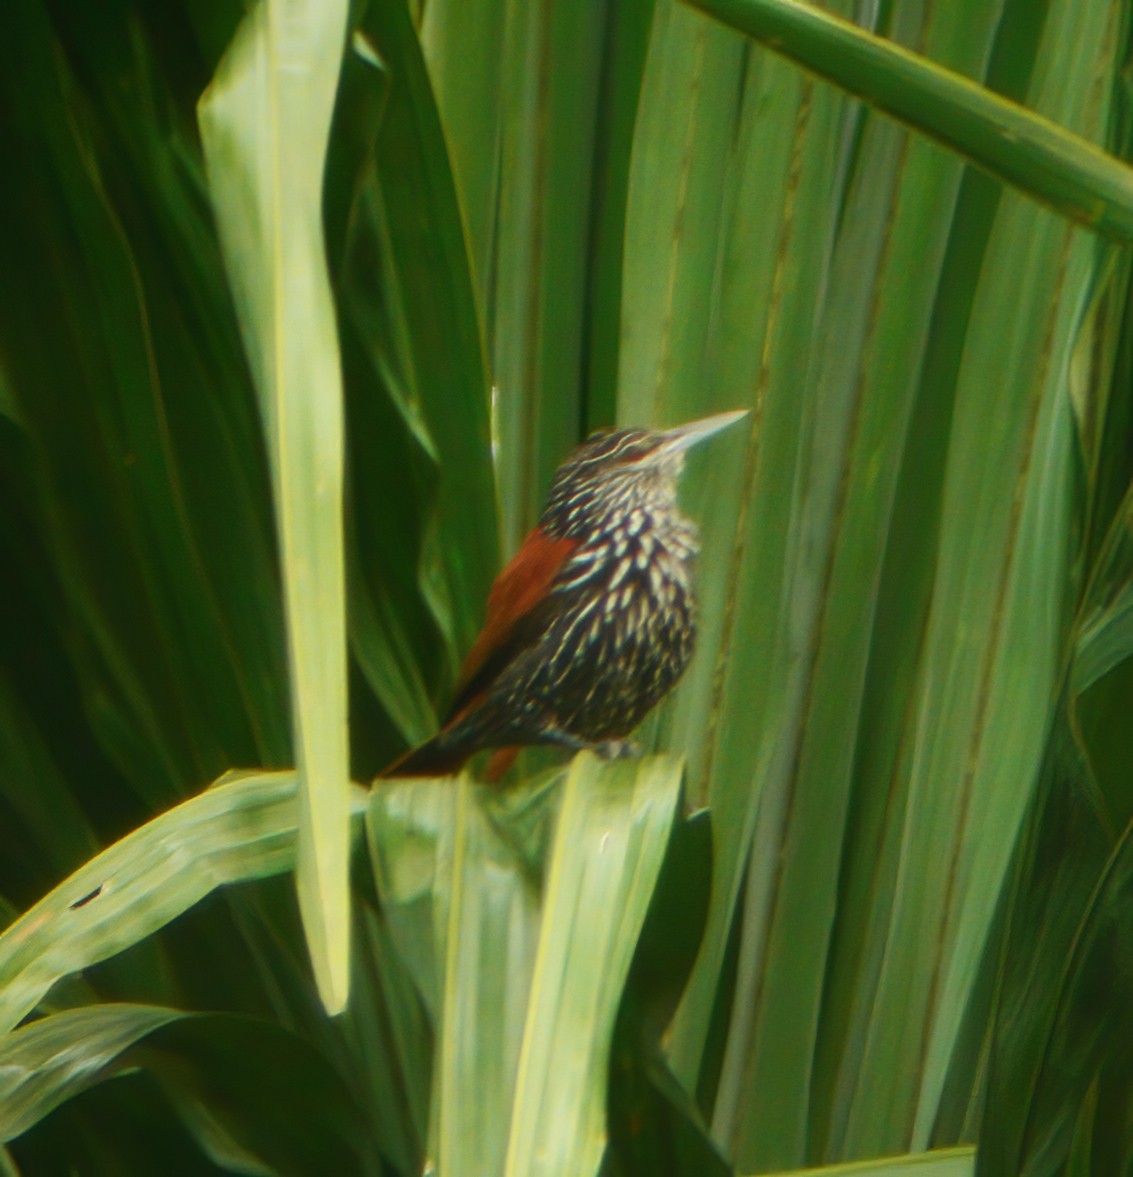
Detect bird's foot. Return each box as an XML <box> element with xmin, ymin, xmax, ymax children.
<box><xmin>593</xmin><ymin>738</ymin><xmax>639</xmax><ymax>761</ymax></box>
<box><xmin>528</xmin><ymin>722</ymin><xmax>640</xmax><ymax>763</ymax></box>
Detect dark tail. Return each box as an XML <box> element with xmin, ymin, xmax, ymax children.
<box><xmin>377</xmin><ymin>738</ymin><xmax>523</xmax><ymax>781</ymax></box>
<box><xmin>376</xmin><ymin>734</ymin><xmax>471</xmax><ymax>779</ymax></box>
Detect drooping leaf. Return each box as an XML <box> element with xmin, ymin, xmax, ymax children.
<box><xmin>0</xmin><ymin>1004</ymin><xmax>183</xmax><ymax>1143</ymax></box>
<box><xmin>0</xmin><ymin>770</ymin><xmax>368</xmax><ymax>1036</ymax></box>
<box><xmin>1</xmin><ymin>1003</ymin><xmax>381</xmax><ymax>1176</ymax></box>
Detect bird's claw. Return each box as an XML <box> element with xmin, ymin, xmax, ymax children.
<box><xmin>594</xmin><ymin>739</ymin><xmax>639</xmax><ymax>761</ymax></box>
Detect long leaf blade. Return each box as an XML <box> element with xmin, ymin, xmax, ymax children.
<box><xmin>756</xmin><ymin>1146</ymin><xmax>976</xmax><ymax>1177</ymax></box>
<box><xmin>198</xmin><ymin>0</ymin><xmax>352</xmax><ymax>1013</ymax></box>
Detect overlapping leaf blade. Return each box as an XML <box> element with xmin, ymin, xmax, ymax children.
<box><xmin>843</xmin><ymin>0</ymin><xmax>1117</xmax><ymax>1154</ymax></box>
<box><xmin>368</xmin><ymin>754</ymin><xmax>683</xmax><ymax>1177</ymax></box>
<box><xmin>0</xmin><ymin>0</ymin><xmax>289</xmax><ymax>811</ymax></box>
<box><xmin>344</xmin><ymin>0</ymin><xmax>501</xmax><ymax>673</ymax></box>
<box><xmin>613</xmin><ymin>0</ymin><xmax>1130</xmax><ymax>1170</ymax></box>
<box><xmin>504</xmin><ymin>756</ymin><xmax>683</xmax><ymax>1176</ymax></box>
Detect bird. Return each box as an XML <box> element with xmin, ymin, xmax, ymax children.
<box><xmin>379</xmin><ymin>409</ymin><xmax>748</xmax><ymax>780</ymax></box>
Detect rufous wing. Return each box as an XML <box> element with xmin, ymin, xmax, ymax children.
<box><xmin>444</xmin><ymin>526</ymin><xmax>577</xmax><ymax>723</ymax></box>
<box><xmin>377</xmin><ymin>527</ymin><xmax>576</xmax><ymax>780</ymax></box>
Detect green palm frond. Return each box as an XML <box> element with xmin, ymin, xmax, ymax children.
<box><xmin>2</xmin><ymin>0</ymin><xmax>1132</xmax><ymax>1173</ymax></box>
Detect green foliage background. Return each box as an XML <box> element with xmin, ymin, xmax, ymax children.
<box><xmin>1</xmin><ymin>0</ymin><xmax>1132</xmax><ymax>1174</ymax></box>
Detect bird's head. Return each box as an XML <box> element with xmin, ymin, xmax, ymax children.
<box><xmin>542</xmin><ymin>409</ymin><xmax>748</xmax><ymax>534</ymax></box>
